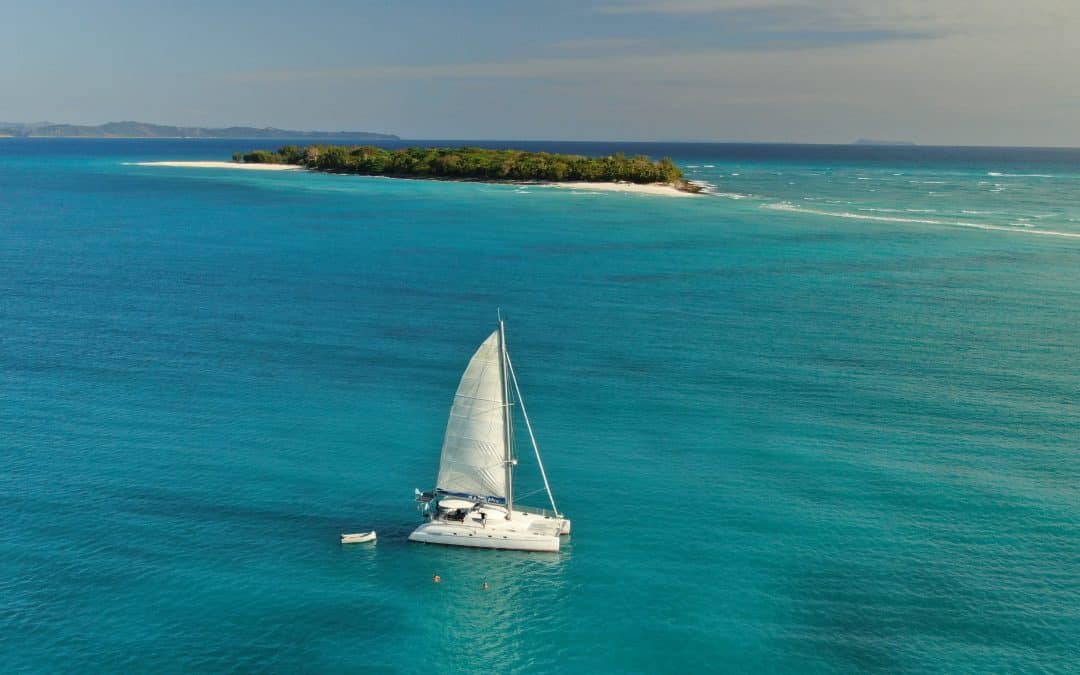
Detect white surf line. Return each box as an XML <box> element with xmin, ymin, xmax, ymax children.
<box><xmin>133</xmin><ymin>161</ymin><xmax>304</xmax><ymax>170</ymax></box>
<box><xmin>762</xmin><ymin>203</ymin><xmax>1080</xmax><ymax>239</ymax></box>
<box><xmin>545</xmin><ymin>181</ymin><xmax>698</xmax><ymax>197</ymax></box>
<box><xmin>131</xmin><ymin>164</ymin><xmax>699</xmax><ymax>197</ymax></box>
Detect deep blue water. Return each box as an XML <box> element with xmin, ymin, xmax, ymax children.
<box><xmin>1</xmin><ymin>139</ymin><xmax>1078</xmax><ymax>673</ymax></box>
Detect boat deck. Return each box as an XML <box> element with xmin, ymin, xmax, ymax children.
<box><xmin>409</xmin><ymin>506</ymin><xmax>567</xmax><ymax>552</ymax></box>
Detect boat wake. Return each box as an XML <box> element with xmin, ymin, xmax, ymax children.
<box><xmin>762</xmin><ymin>202</ymin><xmax>1080</xmax><ymax>239</ymax></box>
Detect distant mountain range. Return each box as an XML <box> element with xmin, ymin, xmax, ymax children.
<box><xmin>0</xmin><ymin>121</ymin><xmax>398</xmax><ymax>140</ymax></box>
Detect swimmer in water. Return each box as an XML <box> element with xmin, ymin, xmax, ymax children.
<box><xmin>433</xmin><ymin>574</ymin><xmax>441</xmax><ymax>584</ymax></box>
<box><xmin>482</xmin><ymin>581</ymin><xmax>489</xmax><ymax>591</ymax></box>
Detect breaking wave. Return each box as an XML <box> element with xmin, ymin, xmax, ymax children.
<box><xmin>688</xmin><ymin>181</ymin><xmax>752</xmax><ymax>200</ymax></box>
<box><xmin>762</xmin><ymin>202</ymin><xmax>1080</xmax><ymax>239</ymax></box>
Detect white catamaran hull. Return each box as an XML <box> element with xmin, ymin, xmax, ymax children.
<box><xmin>409</xmin><ymin>522</ymin><xmax>559</xmax><ymax>552</ymax></box>
<box><xmin>409</xmin><ymin>505</ymin><xmax>568</xmax><ymax>552</ymax></box>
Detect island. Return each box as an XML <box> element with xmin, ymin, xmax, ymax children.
<box><xmin>231</xmin><ymin>144</ymin><xmax>701</xmax><ymax>193</ymax></box>
<box><xmin>852</xmin><ymin>138</ymin><xmax>917</xmax><ymax>146</ymax></box>
<box><xmin>0</xmin><ymin>121</ymin><xmax>397</xmax><ymax>140</ymax></box>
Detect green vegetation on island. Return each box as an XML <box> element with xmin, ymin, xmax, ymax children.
<box><xmin>233</xmin><ymin>145</ymin><xmax>698</xmax><ymax>191</ymax></box>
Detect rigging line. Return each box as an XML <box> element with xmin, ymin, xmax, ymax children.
<box><xmin>504</xmin><ymin>350</ymin><xmax>560</xmax><ymax>516</ymax></box>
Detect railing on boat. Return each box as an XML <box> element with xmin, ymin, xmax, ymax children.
<box><xmin>515</xmin><ymin>504</ymin><xmax>561</xmax><ymax>519</ymax></box>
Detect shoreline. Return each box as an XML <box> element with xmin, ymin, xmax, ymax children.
<box><xmin>136</xmin><ymin>161</ymin><xmax>700</xmax><ymax>196</ymax></box>
<box><xmin>135</xmin><ymin>161</ymin><xmax>304</xmax><ymax>171</ymax></box>
<box><xmin>544</xmin><ymin>181</ymin><xmax>697</xmax><ymax>197</ymax></box>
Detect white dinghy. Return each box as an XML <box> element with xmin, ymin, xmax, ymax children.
<box><xmin>409</xmin><ymin>318</ymin><xmax>570</xmax><ymax>552</ymax></box>
<box><xmin>340</xmin><ymin>531</ymin><xmax>376</xmax><ymax>544</ymax></box>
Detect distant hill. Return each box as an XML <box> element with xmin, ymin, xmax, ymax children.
<box><xmin>0</xmin><ymin>121</ymin><xmax>51</xmax><ymax>129</ymax></box>
<box><xmin>853</xmin><ymin>138</ymin><xmax>916</xmax><ymax>146</ymax></box>
<box><xmin>1</xmin><ymin>121</ymin><xmax>398</xmax><ymax>140</ymax></box>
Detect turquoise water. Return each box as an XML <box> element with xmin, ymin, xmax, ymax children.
<box><xmin>2</xmin><ymin>139</ymin><xmax>1078</xmax><ymax>672</ymax></box>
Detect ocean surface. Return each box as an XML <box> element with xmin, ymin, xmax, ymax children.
<box><xmin>1</xmin><ymin>139</ymin><xmax>1077</xmax><ymax>673</ymax></box>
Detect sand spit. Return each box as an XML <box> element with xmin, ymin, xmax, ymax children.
<box><xmin>546</xmin><ymin>181</ymin><xmax>698</xmax><ymax>197</ymax></box>
<box><xmin>135</xmin><ymin>162</ymin><xmax>698</xmax><ymax>196</ymax></box>
<box><xmin>135</xmin><ymin>161</ymin><xmax>304</xmax><ymax>170</ymax></box>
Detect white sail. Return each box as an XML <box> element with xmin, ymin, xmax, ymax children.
<box><xmin>435</xmin><ymin>330</ymin><xmax>508</xmax><ymax>501</ymax></box>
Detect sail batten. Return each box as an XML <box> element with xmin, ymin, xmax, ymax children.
<box><xmin>435</xmin><ymin>330</ymin><xmax>508</xmax><ymax>500</ymax></box>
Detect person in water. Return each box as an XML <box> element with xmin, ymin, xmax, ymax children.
<box><xmin>482</xmin><ymin>581</ymin><xmax>489</xmax><ymax>591</ymax></box>
<box><xmin>433</xmin><ymin>574</ymin><xmax>441</xmax><ymax>584</ymax></box>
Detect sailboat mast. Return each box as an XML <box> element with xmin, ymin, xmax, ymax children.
<box><xmin>500</xmin><ymin>317</ymin><xmax>514</xmax><ymax>519</ymax></box>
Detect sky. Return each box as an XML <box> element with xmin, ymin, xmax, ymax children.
<box><xmin>1</xmin><ymin>0</ymin><xmax>1078</xmax><ymax>145</ymax></box>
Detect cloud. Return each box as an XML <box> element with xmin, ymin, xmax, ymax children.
<box><xmin>4</xmin><ymin>1</ymin><xmax>1076</xmax><ymax>143</ymax></box>
<box><xmin>216</xmin><ymin>5</ymin><xmax>1080</xmax><ymax>144</ymax></box>
<box><xmin>544</xmin><ymin>37</ymin><xmax>652</xmax><ymax>52</ymax></box>
<box><xmin>597</xmin><ymin>0</ymin><xmax>788</xmax><ymax>15</ymax></box>
<box><xmin>91</xmin><ymin>1</ymin><xmax>1079</xmax><ymax>144</ymax></box>
<box><xmin>595</xmin><ymin>1</ymin><xmax>1068</xmax><ymax>35</ymax></box>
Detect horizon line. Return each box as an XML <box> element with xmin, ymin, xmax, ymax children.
<box><xmin>4</xmin><ymin>135</ymin><xmax>1080</xmax><ymax>151</ymax></box>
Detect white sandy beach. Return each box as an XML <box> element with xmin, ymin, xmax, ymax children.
<box><xmin>135</xmin><ymin>162</ymin><xmax>698</xmax><ymax>196</ymax></box>
<box><xmin>546</xmin><ymin>181</ymin><xmax>697</xmax><ymax>197</ymax></box>
<box><xmin>135</xmin><ymin>161</ymin><xmax>304</xmax><ymax>170</ymax></box>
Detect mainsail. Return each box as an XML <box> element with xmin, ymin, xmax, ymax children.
<box><xmin>435</xmin><ymin>330</ymin><xmax>508</xmax><ymax>501</ymax></box>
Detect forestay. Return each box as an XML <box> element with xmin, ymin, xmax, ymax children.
<box><xmin>435</xmin><ymin>330</ymin><xmax>508</xmax><ymax>501</ymax></box>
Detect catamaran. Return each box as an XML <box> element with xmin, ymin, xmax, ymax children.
<box><xmin>409</xmin><ymin>319</ymin><xmax>570</xmax><ymax>552</ymax></box>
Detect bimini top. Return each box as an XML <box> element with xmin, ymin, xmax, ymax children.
<box><xmin>435</xmin><ymin>330</ymin><xmax>508</xmax><ymax>502</ymax></box>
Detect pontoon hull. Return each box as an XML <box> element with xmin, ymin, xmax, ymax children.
<box><xmin>408</xmin><ymin>507</ymin><xmax>567</xmax><ymax>552</ymax></box>
<box><xmin>409</xmin><ymin>521</ymin><xmax>560</xmax><ymax>552</ymax></box>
